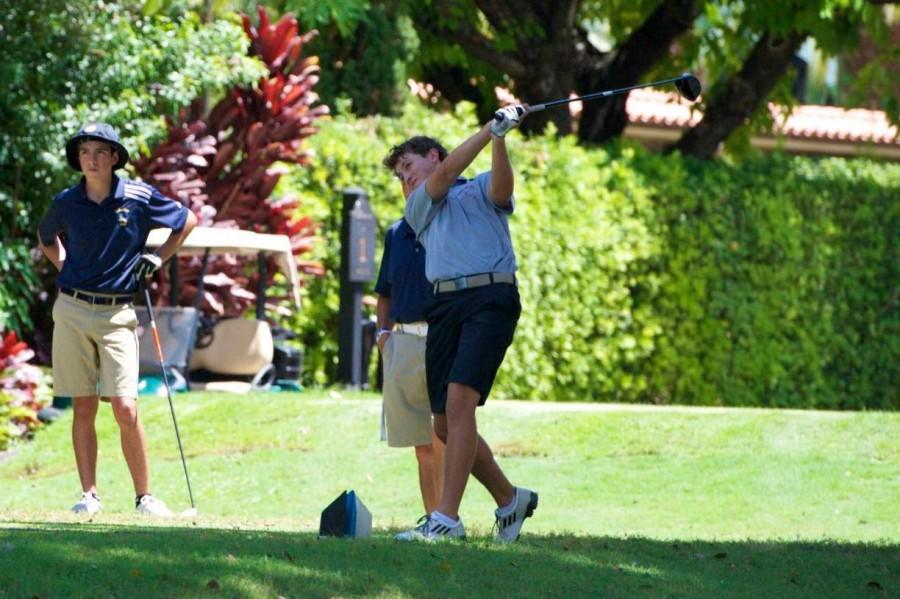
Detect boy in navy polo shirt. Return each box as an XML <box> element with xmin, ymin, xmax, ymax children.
<box><xmin>37</xmin><ymin>122</ymin><xmax>197</xmax><ymax>517</ymax></box>
<box><xmin>375</xmin><ymin>217</ymin><xmax>445</xmax><ymax>515</ymax></box>
<box><xmin>383</xmin><ymin>106</ymin><xmax>538</xmax><ymax>542</ymax></box>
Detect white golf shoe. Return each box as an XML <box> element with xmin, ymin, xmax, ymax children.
<box><xmin>494</xmin><ymin>487</ymin><xmax>538</xmax><ymax>543</ymax></box>
<box><xmin>136</xmin><ymin>495</ymin><xmax>174</xmax><ymax>517</ymax></box>
<box><xmin>71</xmin><ymin>492</ymin><xmax>102</xmax><ymax>515</ymax></box>
<box><xmin>396</xmin><ymin>513</ymin><xmax>466</xmax><ymax>542</ymax></box>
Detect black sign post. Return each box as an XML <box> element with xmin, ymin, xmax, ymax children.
<box><xmin>338</xmin><ymin>188</ymin><xmax>376</xmax><ymax>388</ymax></box>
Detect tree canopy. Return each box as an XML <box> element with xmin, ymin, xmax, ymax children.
<box><xmin>398</xmin><ymin>0</ymin><xmax>896</xmax><ymax>158</ymax></box>
<box><xmin>184</xmin><ymin>1</ymin><xmax>896</xmax><ymax>158</ymax></box>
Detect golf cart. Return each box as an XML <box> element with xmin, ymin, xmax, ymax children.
<box><xmin>138</xmin><ymin>226</ymin><xmax>303</xmax><ymax>394</ymax></box>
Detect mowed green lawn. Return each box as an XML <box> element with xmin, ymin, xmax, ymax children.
<box><xmin>1</xmin><ymin>391</ymin><xmax>898</xmax><ymax>598</ymax></box>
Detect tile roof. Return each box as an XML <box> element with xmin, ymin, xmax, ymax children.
<box><xmin>767</xmin><ymin>103</ymin><xmax>898</xmax><ymax>145</ymax></box>
<box><xmin>623</xmin><ymin>89</ymin><xmax>899</xmax><ymax>149</ymax></box>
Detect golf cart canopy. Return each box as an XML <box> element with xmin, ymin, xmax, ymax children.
<box><xmin>145</xmin><ymin>226</ymin><xmax>301</xmax><ymax>308</ymax></box>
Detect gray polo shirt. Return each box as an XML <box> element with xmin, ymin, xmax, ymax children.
<box><xmin>404</xmin><ymin>171</ymin><xmax>517</xmax><ymax>283</ymax></box>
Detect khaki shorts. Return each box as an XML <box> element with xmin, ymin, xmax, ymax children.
<box><xmin>381</xmin><ymin>330</ymin><xmax>433</xmax><ymax>447</ymax></box>
<box><xmin>51</xmin><ymin>292</ymin><xmax>140</xmax><ymax>398</ymax></box>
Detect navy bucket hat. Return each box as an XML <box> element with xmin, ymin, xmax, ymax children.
<box><xmin>65</xmin><ymin>122</ymin><xmax>129</xmax><ymax>171</ymax></box>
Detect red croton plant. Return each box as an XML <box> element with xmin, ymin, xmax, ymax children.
<box><xmin>134</xmin><ymin>7</ymin><xmax>329</xmax><ymax>316</ymax></box>
<box><xmin>0</xmin><ymin>329</ymin><xmax>51</xmax><ymax>447</ymax></box>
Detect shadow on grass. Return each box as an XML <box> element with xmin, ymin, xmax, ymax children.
<box><xmin>1</xmin><ymin>523</ymin><xmax>897</xmax><ymax>598</ymax></box>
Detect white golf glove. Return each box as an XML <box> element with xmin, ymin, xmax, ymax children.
<box><xmin>491</xmin><ymin>104</ymin><xmax>527</xmax><ymax>137</ymax></box>
<box><xmin>134</xmin><ymin>252</ymin><xmax>163</xmax><ymax>278</ymax></box>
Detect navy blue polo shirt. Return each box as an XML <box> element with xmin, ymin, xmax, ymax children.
<box><xmin>374</xmin><ymin>218</ymin><xmax>433</xmax><ymax>323</ymax></box>
<box><xmin>38</xmin><ymin>175</ymin><xmax>188</xmax><ymax>294</ymax></box>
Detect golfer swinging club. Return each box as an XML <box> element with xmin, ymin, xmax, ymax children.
<box><xmin>37</xmin><ymin>122</ymin><xmax>197</xmax><ymax>516</ymax></box>
<box><xmin>383</xmin><ymin>104</ymin><xmax>537</xmax><ymax>541</ymax></box>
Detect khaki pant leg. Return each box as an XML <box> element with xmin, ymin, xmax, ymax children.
<box><xmin>51</xmin><ymin>295</ymin><xmax>100</xmax><ymax>397</ymax></box>
<box><xmin>95</xmin><ymin>303</ymin><xmax>139</xmax><ymax>398</ymax></box>
<box><xmin>382</xmin><ymin>333</ymin><xmax>432</xmax><ymax>447</ymax></box>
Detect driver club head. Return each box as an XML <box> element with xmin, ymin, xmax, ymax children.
<box><xmin>675</xmin><ymin>74</ymin><xmax>702</xmax><ymax>101</ymax></box>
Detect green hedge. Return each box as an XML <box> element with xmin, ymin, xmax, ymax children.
<box><xmin>282</xmin><ymin>101</ymin><xmax>899</xmax><ymax>409</ymax></box>
<box><xmin>638</xmin><ymin>154</ymin><xmax>898</xmax><ymax>409</ymax></box>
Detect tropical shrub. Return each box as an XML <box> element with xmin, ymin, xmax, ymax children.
<box><xmin>0</xmin><ymin>329</ymin><xmax>52</xmax><ymax>451</ymax></box>
<box><xmin>134</xmin><ymin>6</ymin><xmax>328</xmax><ymax>316</ymax></box>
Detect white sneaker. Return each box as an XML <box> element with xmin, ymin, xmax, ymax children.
<box><xmin>396</xmin><ymin>513</ymin><xmax>466</xmax><ymax>542</ymax></box>
<box><xmin>494</xmin><ymin>487</ymin><xmax>538</xmax><ymax>543</ymax></box>
<box><xmin>72</xmin><ymin>492</ymin><xmax>102</xmax><ymax>515</ymax></box>
<box><xmin>136</xmin><ymin>495</ymin><xmax>174</xmax><ymax>517</ymax></box>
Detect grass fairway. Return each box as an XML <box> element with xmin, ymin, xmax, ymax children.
<box><xmin>1</xmin><ymin>391</ymin><xmax>898</xmax><ymax>598</ymax></box>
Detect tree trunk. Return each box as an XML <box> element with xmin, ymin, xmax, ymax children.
<box><xmin>411</xmin><ymin>0</ymin><xmax>698</xmax><ymax>138</ymax></box>
<box><xmin>670</xmin><ymin>31</ymin><xmax>807</xmax><ymax>159</ymax></box>
<box><xmin>413</xmin><ymin>0</ymin><xmax>580</xmax><ymax>133</ymax></box>
<box><xmin>577</xmin><ymin>0</ymin><xmax>700</xmax><ymax>144</ymax></box>
<box><xmin>474</xmin><ymin>0</ymin><xmax>582</xmax><ymax>134</ymax></box>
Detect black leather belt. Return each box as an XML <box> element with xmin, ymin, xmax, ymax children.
<box><xmin>60</xmin><ymin>288</ymin><xmax>133</xmax><ymax>306</ymax></box>
<box><xmin>433</xmin><ymin>272</ymin><xmax>516</xmax><ymax>294</ymax></box>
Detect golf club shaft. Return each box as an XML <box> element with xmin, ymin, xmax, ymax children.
<box><xmin>529</xmin><ymin>75</ymin><xmax>692</xmax><ymax>112</ymax></box>
<box><xmin>142</xmin><ymin>283</ymin><xmax>196</xmax><ymax>510</ymax></box>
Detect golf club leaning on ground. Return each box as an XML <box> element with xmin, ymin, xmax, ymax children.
<box><xmin>507</xmin><ymin>72</ymin><xmax>702</xmax><ymax>117</ymax></box>
<box><xmin>141</xmin><ymin>279</ymin><xmax>197</xmax><ymax>519</ymax></box>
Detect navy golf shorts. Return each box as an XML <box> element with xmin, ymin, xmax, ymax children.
<box><xmin>424</xmin><ymin>282</ymin><xmax>521</xmax><ymax>414</ymax></box>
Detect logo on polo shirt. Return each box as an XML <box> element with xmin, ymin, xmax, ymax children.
<box><xmin>115</xmin><ymin>207</ymin><xmax>130</xmax><ymax>227</ymax></box>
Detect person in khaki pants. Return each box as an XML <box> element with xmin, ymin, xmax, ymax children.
<box><xmin>37</xmin><ymin>122</ymin><xmax>197</xmax><ymax>516</ymax></box>
<box><xmin>375</xmin><ymin>217</ymin><xmax>445</xmax><ymax>515</ymax></box>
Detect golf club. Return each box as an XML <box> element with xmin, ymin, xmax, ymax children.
<box><xmin>141</xmin><ymin>279</ymin><xmax>197</xmax><ymax>519</ymax></box>
<box><xmin>514</xmin><ymin>72</ymin><xmax>702</xmax><ymax>115</ymax></box>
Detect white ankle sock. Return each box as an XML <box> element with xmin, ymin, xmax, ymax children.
<box><xmin>497</xmin><ymin>488</ymin><xmax>519</xmax><ymax>516</ymax></box>
<box><xmin>431</xmin><ymin>510</ymin><xmax>460</xmax><ymax>527</ymax></box>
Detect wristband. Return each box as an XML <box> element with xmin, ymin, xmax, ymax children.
<box><xmin>375</xmin><ymin>328</ymin><xmax>392</xmax><ymax>343</ymax></box>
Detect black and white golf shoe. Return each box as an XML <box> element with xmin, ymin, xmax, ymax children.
<box><xmin>494</xmin><ymin>487</ymin><xmax>538</xmax><ymax>543</ymax></box>
<box><xmin>396</xmin><ymin>513</ymin><xmax>466</xmax><ymax>542</ymax></box>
